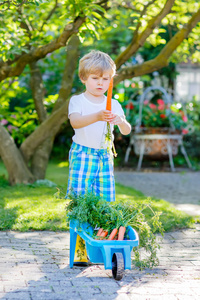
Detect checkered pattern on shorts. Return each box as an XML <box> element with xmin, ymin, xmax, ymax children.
<box><xmin>66</xmin><ymin>142</ymin><xmax>115</xmax><ymax>202</ymax></box>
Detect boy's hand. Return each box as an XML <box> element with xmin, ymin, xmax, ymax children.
<box><xmin>98</xmin><ymin>110</ymin><xmax>113</xmax><ymax>122</ymax></box>
<box><xmin>98</xmin><ymin>111</ymin><xmax>124</xmax><ymax>124</ymax></box>
<box><xmin>109</xmin><ymin>113</ymin><xmax>131</xmax><ymax>135</ymax></box>
<box><xmin>109</xmin><ymin>113</ymin><xmax>125</xmax><ymax>125</ymax></box>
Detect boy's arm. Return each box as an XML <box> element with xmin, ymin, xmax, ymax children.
<box><xmin>118</xmin><ymin>118</ymin><xmax>132</xmax><ymax>135</ymax></box>
<box><xmin>70</xmin><ymin>111</ymin><xmax>131</xmax><ymax>135</ymax></box>
<box><xmin>69</xmin><ymin>110</ymin><xmax>113</xmax><ymax>129</ymax></box>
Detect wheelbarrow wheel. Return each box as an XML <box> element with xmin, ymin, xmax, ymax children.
<box><xmin>112</xmin><ymin>252</ymin><xmax>124</xmax><ymax>281</ymax></box>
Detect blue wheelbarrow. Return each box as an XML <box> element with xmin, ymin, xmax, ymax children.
<box><xmin>70</xmin><ymin>220</ymin><xmax>139</xmax><ymax>280</ymax></box>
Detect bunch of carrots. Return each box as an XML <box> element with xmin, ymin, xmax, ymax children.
<box><xmin>95</xmin><ymin>226</ymin><xmax>126</xmax><ymax>241</ymax></box>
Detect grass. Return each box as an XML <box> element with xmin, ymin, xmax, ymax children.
<box><xmin>0</xmin><ymin>160</ymin><xmax>196</xmax><ymax>232</ymax></box>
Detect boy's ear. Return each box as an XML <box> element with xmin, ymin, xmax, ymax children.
<box><xmin>80</xmin><ymin>76</ymin><xmax>85</xmax><ymax>84</ymax></box>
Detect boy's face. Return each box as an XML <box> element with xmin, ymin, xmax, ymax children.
<box><xmin>81</xmin><ymin>72</ymin><xmax>111</xmax><ymax>98</ymax></box>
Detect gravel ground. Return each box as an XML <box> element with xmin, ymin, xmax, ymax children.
<box><xmin>115</xmin><ymin>170</ymin><xmax>200</xmax><ymax>216</ymax></box>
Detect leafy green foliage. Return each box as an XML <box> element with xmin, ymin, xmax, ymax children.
<box><xmin>0</xmin><ymin>0</ymin><xmax>105</xmax><ymax>61</ymax></box>
<box><xmin>181</xmin><ymin>98</ymin><xmax>200</xmax><ymax>162</ymax></box>
<box><xmin>186</xmin><ymin>98</ymin><xmax>200</xmax><ymax>131</ymax></box>
<box><xmin>0</xmin><ymin>98</ymin><xmax>38</xmax><ymax>144</ymax></box>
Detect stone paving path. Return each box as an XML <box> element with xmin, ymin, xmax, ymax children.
<box><xmin>0</xmin><ymin>227</ymin><xmax>200</xmax><ymax>300</ymax></box>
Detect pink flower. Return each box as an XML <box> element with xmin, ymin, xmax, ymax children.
<box><xmin>182</xmin><ymin>115</ymin><xmax>188</xmax><ymax>122</ymax></box>
<box><xmin>157</xmin><ymin>99</ymin><xmax>165</xmax><ymax>105</ymax></box>
<box><xmin>143</xmin><ymin>100</ymin><xmax>149</xmax><ymax>105</ymax></box>
<box><xmin>7</xmin><ymin>125</ymin><xmax>17</xmax><ymax>132</ymax></box>
<box><xmin>158</xmin><ymin>105</ymin><xmax>165</xmax><ymax>111</ymax></box>
<box><xmin>1</xmin><ymin>119</ymin><xmax>8</xmax><ymax>125</ymax></box>
<box><xmin>149</xmin><ymin>103</ymin><xmax>157</xmax><ymax>109</ymax></box>
<box><xmin>7</xmin><ymin>125</ymin><xmax>13</xmax><ymax>132</ymax></box>
<box><xmin>157</xmin><ymin>99</ymin><xmax>165</xmax><ymax>110</ymax></box>
<box><xmin>182</xmin><ymin>129</ymin><xmax>188</xmax><ymax>135</ymax></box>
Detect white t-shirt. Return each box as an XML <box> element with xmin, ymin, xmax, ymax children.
<box><xmin>68</xmin><ymin>93</ymin><xmax>124</xmax><ymax>149</ymax></box>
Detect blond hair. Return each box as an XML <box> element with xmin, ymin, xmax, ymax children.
<box><xmin>79</xmin><ymin>50</ymin><xmax>116</xmax><ymax>80</ymax></box>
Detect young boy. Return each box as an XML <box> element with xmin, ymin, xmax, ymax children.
<box><xmin>66</xmin><ymin>50</ymin><xmax>131</xmax><ymax>203</ymax></box>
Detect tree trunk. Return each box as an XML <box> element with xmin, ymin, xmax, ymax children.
<box><xmin>0</xmin><ymin>125</ymin><xmax>34</xmax><ymax>185</ymax></box>
<box><xmin>0</xmin><ymin>36</ymin><xmax>80</xmax><ymax>185</ymax></box>
<box><xmin>30</xmin><ymin>61</ymin><xmax>47</xmax><ymax>123</ymax></box>
<box><xmin>29</xmin><ymin>61</ymin><xmax>51</xmax><ymax>179</ymax></box>
<box><xmin>31</xmin><ymin>137</ymin><xmax>54</xmax><ymax>179</ymax></box>
<box><xmin>28</xmin><ymin>35</ymin><xmax>80</xmax><ymax>179</ymax></box>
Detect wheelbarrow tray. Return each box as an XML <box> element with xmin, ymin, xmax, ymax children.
<box><xmin>70</xmin><ymin>220</ymin><xmax>139</xmax><ymax>270</ymax></box>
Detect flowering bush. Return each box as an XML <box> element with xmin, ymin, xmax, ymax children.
<box><xmin>125</xmin><ymin>98</ymin><xmax>189</xmax><ymax>134</ymax></box>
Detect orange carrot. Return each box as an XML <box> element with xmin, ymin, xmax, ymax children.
<box><xmin>96</xmin><ymin>228</ymin><xmax>103</xmax><ymax>236</ymax></box>
<box><xmin>118</xmin><ymin>226</ymin><xmax>126</xmax><ymax>240</ymax></box>
<box><xmin>99</xmin><ymin>230</ymin><xmax>108</xmax><ymax>238</ymax></box>
<box><xmin>106</xmin><ymin>77</ymin><xmax>113</xmax><ymax>111</ymax></box>
<box><xmin>108</xmin><ymin>228</ymin><xmax>118</xmax><ymax>240</ymax></box>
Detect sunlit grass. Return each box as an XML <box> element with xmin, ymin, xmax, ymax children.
<box><xmin>0</xmin><ymin>161</ymin><xmax>68</xmax><ymax>231</ymax></box>
<box><xmin>115</xmin><ymin>184</ymin><xmax>196</xmax><ymax>231</ymax></box>
<box><xmin>0</xmin><ymin>160</ymin><xmax>196</xmax><ymax>232</ymax></box>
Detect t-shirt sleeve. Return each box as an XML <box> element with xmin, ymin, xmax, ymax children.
<box><xmin>68</xmin><ymin>96</ymin><xmax>82</xmax><ymax>117</ymax></box>
<box><xmin>113</xmin><ymin>100</ymin><xmax>125</xmax><ymax>117</ymax></box>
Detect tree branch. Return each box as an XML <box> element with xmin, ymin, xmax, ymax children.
<box><xmin>132</xmin><ymin>0</ymin><xmax>157</xmax><ymax>43</ymax></box>
<box><xmin>115</xmin><ymin>0</ymin><xmax>175</xmax><ymax>69</ymax></box>
<box><xmin>17</xmin><ymin>4</ymin><xmax>33</xmax><ymax>41</ymax></box>
<box><xmin>115</xmin><ymin>7</ymin><xmax>200</xmax><ymax>85</ymax></box>
<box><xmin>0</xmin><ymin>0</ymin><xmax>25</xmax><ymax>11</ymax></box>
<box><xmin>40</xmin><ymin>0</ymin><xmax>58</xmax><ymax>32</ymax></box>
<box><xmin>53</xmin><ymin>34</ymin><xmax>80</xmax><ymax>112</ymax></box>
<box><xmin>0</xmin><ymin>16</ymin><xmax>85</xmax><ymax>82</ymax></box>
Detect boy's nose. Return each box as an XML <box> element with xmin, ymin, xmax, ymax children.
<box><xmin>98</xmin><ymin>79</ymin><xmax>103</xmax><ymax>85</ymax></box>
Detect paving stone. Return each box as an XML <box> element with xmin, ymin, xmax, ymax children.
<box><xmin>0</xmin><ymin>291</ymin><xmax>31</xmax><ymax>300</ymax></box>
<box><xmin>30</xmin><ymin>291</ymin><xmax>80</xmax><ymax>300</ymax></box>
<box><xmin>4</xmin><ymin>285</ymin><xmax>27</xmax><ymax>293</ymax></box>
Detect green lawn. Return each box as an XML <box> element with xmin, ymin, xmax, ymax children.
<box><xmin>0</xmin><ymin>160</ymin><xmax>195</xmax><ymax>232</ymax></box>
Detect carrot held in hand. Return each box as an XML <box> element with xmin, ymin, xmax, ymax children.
<box><xmin>108</xmin><ymin>228</ymin><xmax>118</xmax><ymax>240</ymax></box>
<box><xmin>106</xmin><ymin>77</ymin><xmax>113</xmax><ymax>111</ymax></box>
<box><xmin>105</xmin><ymin>77</ymin><xmax>117</xmax><ymax>157</ymax></box>
<box><xmin>118</xmin><ymin>226</ymin><xmax>126</xmax><ymax>240</ymax></box>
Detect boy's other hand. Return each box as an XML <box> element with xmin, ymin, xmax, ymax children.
<box><xmin>109</xmin><ymin>113</ymin><xmax>125</xmax><ymax>125</ymax></box>
<box><xmin>98</xmin><ymin>110</ymin><xmax>113</xmax><ymax>122</ymax></box>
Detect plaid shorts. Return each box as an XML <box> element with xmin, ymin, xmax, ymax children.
<box><xmin>66</xmin><ymin>142</ymin><xmax>115</xmax><ymax>202</ymax></box>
